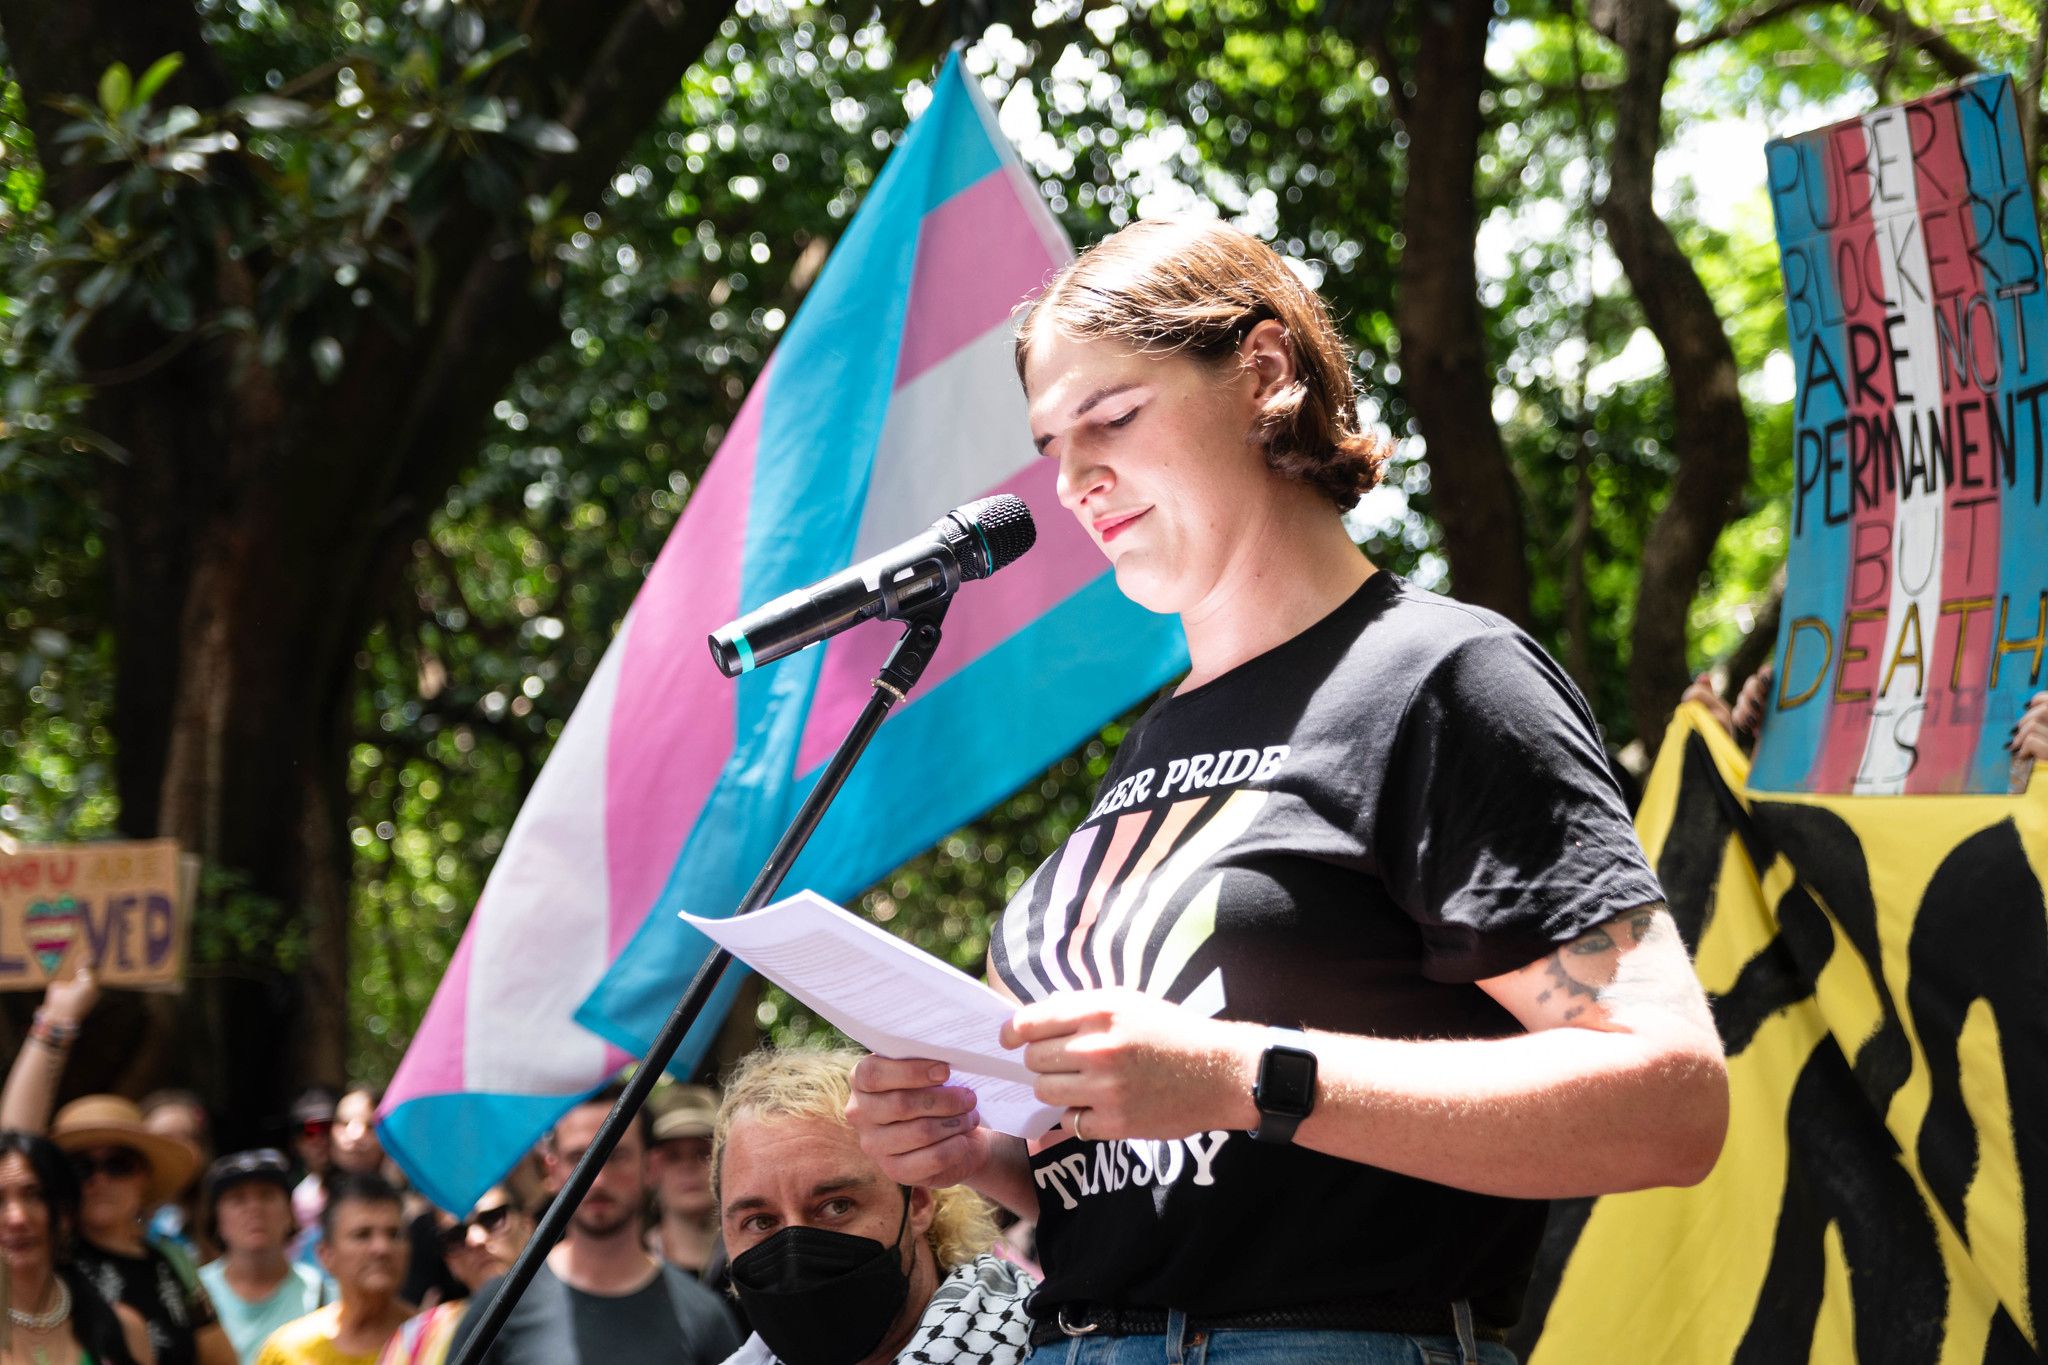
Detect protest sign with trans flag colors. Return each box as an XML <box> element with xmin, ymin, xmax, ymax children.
<box><xmin>1753</xmin><ymin>74</ymin><xmax>2048</xmax><ymax>795</ymax></box>
<box><xmin>379</xmin><ymin>54</ymin><xmax>1190</xmax><ymax>1215</ymax></box>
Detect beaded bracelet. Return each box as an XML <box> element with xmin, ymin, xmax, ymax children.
<box><xmin>27</xmin><ymin>1009</ymin><xmax>79</xmax><ymax>1049</ymax></box>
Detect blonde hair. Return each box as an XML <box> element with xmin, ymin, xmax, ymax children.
<box><xmin>1015</xmin><ymin>217</ymin><xmax>1387</xmax><ymax>510</ymax></box>
<box><xmin>712</xmin><ymin>1047</ymin><xmax>998</xmax><ymax>1273</ymax></box>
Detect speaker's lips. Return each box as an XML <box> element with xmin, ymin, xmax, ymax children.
<box><xmin>1092</xmin><ymin>507</ymin><xmax>1149</xmax><ymax>543</ymax></box>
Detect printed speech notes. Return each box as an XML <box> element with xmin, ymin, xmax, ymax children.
<box><xmin>680</xmin><ymin>890</ymin><xmax>1064</xmax><ymax>1140</ymax></box>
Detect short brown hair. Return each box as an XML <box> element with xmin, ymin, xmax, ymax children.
<box><xmin>1015</xmin><ymin>218</ymin><xmax>1387</xmax><ymax>509</ymax></box>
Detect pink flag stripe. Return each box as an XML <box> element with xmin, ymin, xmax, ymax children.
<box><xmin>894</xmin><ymin>169</ymin><xmax>1063</xmax><ymax>391</ymax></box>
<box><xmin>603</xmin><ymin>365</ymin><xmax>773</xmax><ymax>955</ymax></box>
<box><xmin>794</xmin><ymin>458</ymin><xmax>1105</xmax><ymax>775</ymax></box>
<box><xmin>390</xmin><ymin>918</ymin><xmax>476</xmax><ymax>1096</ymax></box>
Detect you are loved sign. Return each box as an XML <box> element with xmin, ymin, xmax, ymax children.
<box><xmin>0</xmin><ymin>840</ymin><xmax>192</xmax><ymax>989</ymax></box>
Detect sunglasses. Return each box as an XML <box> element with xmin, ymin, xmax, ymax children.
<box><xmin>438</xmin><ymin>1202</ymin><xmax>517</xmax><ymax>1249</ymax></box>
<box><xmin>70</xmin><ymin>1149</ymin><xmax>147</xmax><ymax>1182</ymax></box>
<box><xmin>298</xmin><ymin>1119</ymin><xmax>334</xmax><ymax>1140</ymax></box>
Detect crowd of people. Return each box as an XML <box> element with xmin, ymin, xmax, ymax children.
<box><xmin>0</xmin><ymin>968</ymin><xmax>1045</xmax><ymax>1365</ymax></box>
<box><xmin>6</xmin><ymin>667</ymin><xmax>2028</xmax><ymax>1365</ymax></box>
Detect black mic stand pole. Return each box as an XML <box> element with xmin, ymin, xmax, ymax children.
<box><xmin>450</xmin><ymin>602</ymin><xmax>951</xmax><ymax>1365</ymax></box>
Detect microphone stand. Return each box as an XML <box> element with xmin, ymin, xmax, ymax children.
<box><xmin>450</xmin><ymin>602</ymin><xmax>951</xmax><ymax>1365</ymax></box>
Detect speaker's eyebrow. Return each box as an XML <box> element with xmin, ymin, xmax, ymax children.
<box><xmin>1036</xmin><ymin>382</ymin><xmax>1144</xmax><ymax>452</ymax></box>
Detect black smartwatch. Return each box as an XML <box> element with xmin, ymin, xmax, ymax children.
<box><xmin>1249</xmin><ymin>1027</ymin><xmax>1317</xmax><ymax>1144</ymax></box>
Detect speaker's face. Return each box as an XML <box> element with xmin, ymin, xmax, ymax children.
<box><xmin>1023</xmin><ymin>324</ymin><xmax>1305</xmax><ymax>620</ymax></box>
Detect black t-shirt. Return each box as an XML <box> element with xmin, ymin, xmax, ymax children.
<box><xmin>451</xmin><ymin>1263</ymin><xmax>742</xmax><ymax>1365</ymax></box>
<box><xmin>75</xmin><ymin>1240</ymin><xmax>217</xmax><ymax>1365</ymax></box>
<box><xmin>988</xmin><ymin>572</ymin><xmax>1663</xmax><ymax>1327</ymax></box>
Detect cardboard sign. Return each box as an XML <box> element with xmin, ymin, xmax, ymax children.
<box><xmin>0</xmin><ymin>840</ymin><xmax>193</xmax><ymax>990</ymax></box>
<box><xmin>1754</xmin><ymin>73</ymin><xmax>2048</xmax><ymax>794</ymax></box>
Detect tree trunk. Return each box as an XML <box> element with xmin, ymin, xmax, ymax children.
<box><xmin>0</xmin><ymin>0</ymin><xmax>734</xmax><ymax>1145</ymax></box>
<box><xmin>1396</xmin><ymin>0</ymin><xmax>1533</xmax><ymax>628</ymax></box>
<box><xmin>1590</xmin><ymin>0</ymin><xmax>1751</xmax><ymax>757</ymax></box>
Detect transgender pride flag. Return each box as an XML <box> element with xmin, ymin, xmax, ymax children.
<box><xmin>380</xmin><ymin>55</ymin><xmax>1188</xmax><ymax>1213</ymax></box>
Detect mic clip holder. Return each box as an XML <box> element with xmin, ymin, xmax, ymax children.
<box><xmin>873</xmin><ymin>601</ymin><xmax>948</xmax><ymax>703</ymax></box>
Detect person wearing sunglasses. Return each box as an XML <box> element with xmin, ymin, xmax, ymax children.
<box><xmin>198</xmin><ymin>1151</ymin><xmax>336</xmax><ymax>1365</ymax></box>
<box><xmin>287</xmin><ymin>1093</ymin><xmax>337</xmax><ymax>1249</ymax></box>
<box><xmin>50</xmin><ymin>1096</ymin><xmax>238</xmax><ymax>1365</ymax></box>
<box><xmin>0</xmin><ymin>970</ymin><xmax>238</xmax><ymax>1365</ymax></box>
<box><xmin>377</xmin><ymin>1190</ymin><xmax>533</xmax><ymax>1365</ymax></box>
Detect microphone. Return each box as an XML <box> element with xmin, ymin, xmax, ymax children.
<box><xmin>708</xmin><ymin>494</ymin><xmax>1036</xmax><ymax>678</ymax></box>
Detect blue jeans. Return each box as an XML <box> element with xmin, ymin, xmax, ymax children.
<box><xmin>1025</xmin><ymin>1307</ymin><xmax>1518</xmax><ymax>1365</ymax></box>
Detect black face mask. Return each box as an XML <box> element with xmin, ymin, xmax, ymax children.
<box><xmin>729</xmin><ymin>1188</ymin><xmax>914</xmax><ymax>1365</ymax></box>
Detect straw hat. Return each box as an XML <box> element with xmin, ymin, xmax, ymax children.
<box><xmin>50</xmin><ymin>1095</ymin><xmax>201</xmax><ymax>1205</ymax></box>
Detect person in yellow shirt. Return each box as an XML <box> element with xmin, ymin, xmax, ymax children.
<box><xmin>255</xmin><ymin>1173</ymin><xmax>415</xmax><ymax>1365</ymax></box>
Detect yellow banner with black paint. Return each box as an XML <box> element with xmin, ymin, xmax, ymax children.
<box><xmin>1518</xmin><ymin>703</ymin><xmax>2043</xmax><ymax>1364</ymax></box>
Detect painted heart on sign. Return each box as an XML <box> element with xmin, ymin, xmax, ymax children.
<box><xmin>24</xmin><ymin>897</ymin><xmax>78</xmax><ymax>976</ymax></box>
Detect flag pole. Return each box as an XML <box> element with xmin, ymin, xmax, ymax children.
<box><xmin>449</xmin><ymin>603</ymin><xmax>951</xmax><ymax>1365</ymax></box>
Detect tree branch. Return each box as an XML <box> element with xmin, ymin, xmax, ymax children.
<box><xmin>1677</xmin><ymin>0</ymin><xmax>1820</xmax><ymax>51</ymax></box>
<box><xmin>1679</xmin><ymin>0</ymin><xmax>1826</xmax><ymax>50</ymax></box>
<box><xmin>1677</xmin><ymin>0</ymin><xmax>1980</xmax><ymax>81</ymax></box>
<box><xmin>1852</xmin><ymin>0</ymin><xmax>1978</xmax><ymax>78</ymax></box>
<box><xmin>1589</xmin><ymin>0</ymin><xmax>1751</xmax><ymax>757</ymax></box>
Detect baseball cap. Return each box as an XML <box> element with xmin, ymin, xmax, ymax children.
<box><xmin>205</xmin><ymin>1148</ymin><xmax>296</xmax><ymax>1203</ymax></box>
<box><xmin>290</xmin><ymin>1089</ymin><xmax>338</xmax><ymax>1125</ymax></box>
<box><xmin>651</xmin><ymin>1085</ymin><xmax>718</xmax><ymax>1143</ymax></box>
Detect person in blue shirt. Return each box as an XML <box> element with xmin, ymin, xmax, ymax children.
<box><xmin>198</xmin><ymin>1150</ymin><xmax>334</xmax><ymax>1364</ymax></box>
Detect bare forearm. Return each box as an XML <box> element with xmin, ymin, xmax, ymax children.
<box><xmin>5</xmin><ymin>971</ymin><xmax>97</xmax><ymax>1133</ymax></box>
<box><xmin>1009</xmin><ymin>906</ymin><xmax>1728</xmax><ymax>1200</ymax></box>
<box><xmin>1284</xmin><ymin>909</ymin><xmax>1727</xmax><ymax>1196</ymax></box>
<box><xmin>0</xmin><ymin>1035</ymin><xmax>64</xmax><ymax>1133</ymax></box>
<box><xmin>1280</xmin><ymin>1026</ymin><xmax>1727</xmax><ymax>1198</ymax></box>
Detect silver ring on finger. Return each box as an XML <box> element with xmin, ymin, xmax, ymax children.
<box><xmin>1072</xmin><ymin>1109</ymin><xmax>1088</xmax><ymax>1143</ymax></box>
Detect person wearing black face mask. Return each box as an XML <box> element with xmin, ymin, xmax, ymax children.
<box><xmin>711</xmin><ymin>1049</ymin><xmax>1033</xmax><ymax>1365</ymax></box>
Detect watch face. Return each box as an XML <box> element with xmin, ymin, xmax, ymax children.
<box><xmin>1260</xmin><ymin>1049</ymin><xmax>1317</xmax><ymax>1117</ymax></box>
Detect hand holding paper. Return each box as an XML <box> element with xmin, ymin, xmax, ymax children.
<box><xmin>680</xmin><ymin>891</ymin><xmax>1063</xmax><ymax>1139</ymax></box>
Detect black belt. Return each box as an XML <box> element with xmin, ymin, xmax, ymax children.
<box><xmin>1027</xmin><ymin>1299</ymin><xmax>1506</xmax><ymax>1349</ymax></box>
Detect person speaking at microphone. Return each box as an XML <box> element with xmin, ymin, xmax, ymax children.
<box><xmin>846</xmin><ymin>218</ymin><xmax>1729</xmax><ymax>1364</ymax></box>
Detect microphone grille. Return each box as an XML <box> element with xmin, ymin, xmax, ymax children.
<box><xmin>961</xmin><ymin>494</ymin><xmax>1036</xmax><ymax>576</ymax></box>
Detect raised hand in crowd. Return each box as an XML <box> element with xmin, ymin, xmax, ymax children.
<box><xmin>1</xmin><ymin>966</ymin><xmax>101</xmax><ymax>1134</ymax></box>
<box><xmin>1680</xmin><ymin>665</ymin><xmax>1771</xmax><ymax>747</ymax></box>
<box><xmin>2010</xmin><ymin>690</ymin><xmax>2048</xmax><ymax>765</ymax></box>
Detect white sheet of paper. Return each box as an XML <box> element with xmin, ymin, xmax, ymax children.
<box><xmin>681</xmin><ymin>890</ymin><xmax>1064</xmax><ymax>1140</ymax></box>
